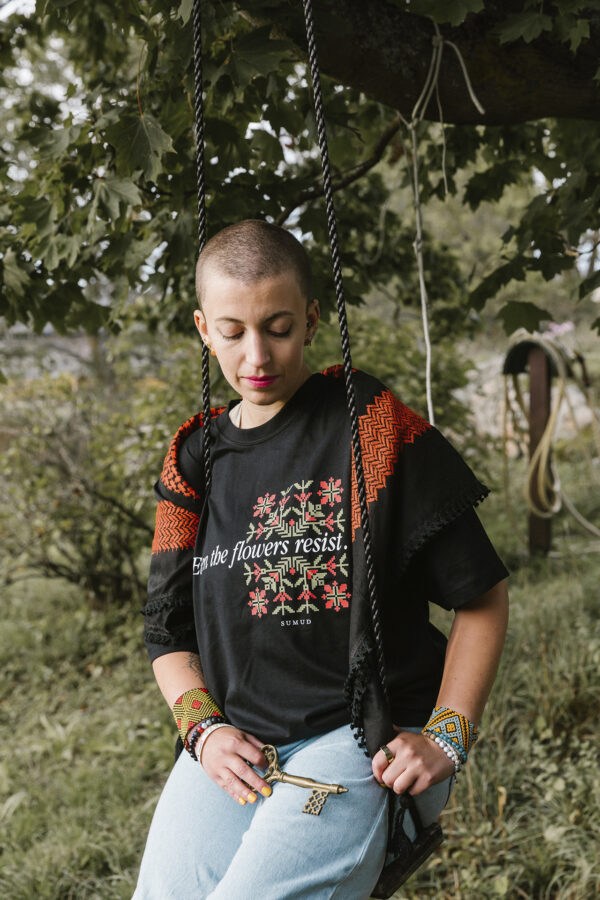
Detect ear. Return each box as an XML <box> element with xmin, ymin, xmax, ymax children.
<box><xmin>194</xmin><ymin>308</ymin><xmax>209</xmax><ymax>343</ymax></box>
<box><xmin>307</xmin><ymin>299</ymin><xmax>320</xmax><ymax>332</ymax></box>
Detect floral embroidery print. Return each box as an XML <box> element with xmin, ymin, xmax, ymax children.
<box><xmin>253</xmin><ymin>493</ymin><xmax>276</xmax><ymax>518</ymax></box>
<box><xmin>318</xmin><ymin>477</ymin><xmax>343</xmax><ymax>506</ymax></box>
<box><xmin>243</xmin><ymin>478</ymin><xmax>349</xmax><ymax>619</ymax></box>
<box><xmin>323</xmin><ymin>581</ymin><xmax>350</xmax><ymax>612</ymax></box>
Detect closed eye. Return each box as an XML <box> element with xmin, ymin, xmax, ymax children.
<box><xmin>268</xmin><ymin>326</ymin><xmax>292</xmax><ymax>338</ymax></box>
<box><xmin>220</xmin><ymin>325</ymin><xmax>292</xmax><ymax>341</ymax></box>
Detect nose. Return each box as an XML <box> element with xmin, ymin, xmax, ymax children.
<box><xmin>245</xmin><ymin>330</ymin><xmax>270</xmax><ymax>369</ymax></box>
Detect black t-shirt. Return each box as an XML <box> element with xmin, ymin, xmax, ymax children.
<box><xmin>162</xmin><ymin>372</ymin><xmax>508</xmax><ymax>743</ymax></box>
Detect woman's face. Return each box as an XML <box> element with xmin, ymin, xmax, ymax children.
<box><xmin>194</xmin><ymin>265</ymin><xmax>319</xmax><ymax>422</ymax></box>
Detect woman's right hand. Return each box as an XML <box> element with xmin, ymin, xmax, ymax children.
<box><xmin>199</xmin><ymin>725</ymin><xmax>273</xmax><ymax>806</ymax></box>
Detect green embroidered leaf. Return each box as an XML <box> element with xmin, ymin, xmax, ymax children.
<box><xmin>106</xmin><ymin>114</ymin><xmax>175</xmax><ymax>182</ymax></box>
<box><xmin>497</xmin><ymin>301</ymin><xmax>551</xmax><ymax>335</ymax></box>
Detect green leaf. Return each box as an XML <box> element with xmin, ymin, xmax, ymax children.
<box><xmin>106</xmin><ymin>114</ymin><xmax>175</xmax><ymax>182</ymax></box>
<box><xmin>469</xmin><ymin>257</ymin><xmax>527</xmax><ymax>310</ymax></box>
<box><xmin>177</xmin><ymin>0</ymin><xmax>193</xmax><ymax>25</ymax></box>
<box><xmin>407</xmin><ymin>0</ymin><xmax>484</xmax><ymax>25</ymax></box>
<box><xmin>15</xmin><ymin>197</ymin><xmax>56</xmax><ymax>240</ymax></box>
<box><xmin>96</xmin><ymin>176</ymin><xmax>143</xmax><ymax>220</ymax></box>
<box><xmin>1</xmin><ymin>248</ymin><xmax>29</xmax><ymax>297</ymax></box>
<box><xmin>578</xmin><ymin>268</ymin><xmax>600</xmax><ymax>301</ymax></box>
<box><xmin>496</xmin><ymin>11</ymin><xmax>553</xmax><ymax>44</ymax></box>
<box><xmin>41</xmin><ymin>124</ymin><xmax>80</xmax><ymax>159</ymax></box>
<box><xmin>497</xmin><ymin>300</ymin><xmax>551</xmax><ymax>334</ymax></box>
<box><xmin>250</xmin><ymin>129</ymin><xmax>284</xmax><ymax>166</ymax></box>
<box><xmin>564</xmin><ymin>18</ymin><xmax>590</xmax><ymax>52</ymax></box>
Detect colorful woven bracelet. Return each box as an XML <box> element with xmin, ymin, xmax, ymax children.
<box><xmin>422</xmin><ymin>706</ymin><xmax>478</xmax><ymax>766</ymax></box>
<box><xmin>172</xmin><ymin>687</ymin><xmax>225</xmax><ymax>746</ymax></box>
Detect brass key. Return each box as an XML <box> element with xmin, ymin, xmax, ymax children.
<box><xmin>261</xmin><ymin>744</ymin><xmax>348</xmax><ymax>816</ymax></box>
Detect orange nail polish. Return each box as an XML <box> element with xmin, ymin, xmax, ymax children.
<box><xmin>260</xmin><ymin>786</ymin><xmax>272</xmax><ymax>798</ymax></box>
<box><xmin>238</xmin><ymin>797</ymin><xmax>246</xmax><ymax>806</ymax></box>
<box><xmin>247</xmin><ymin>792</ymin><xmax>258</xmax><ymax>804</ymax></box>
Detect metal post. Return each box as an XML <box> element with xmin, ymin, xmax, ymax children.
<box><xmin>528</xmin><ymin>346</ymin><xmax>552</xmax><ymax>554</ymax></box>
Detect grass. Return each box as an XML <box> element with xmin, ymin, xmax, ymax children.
<box><xmin>0</xmin><ymin>472</ymin><xmax>599</xmax><ymax>899</ymax></box>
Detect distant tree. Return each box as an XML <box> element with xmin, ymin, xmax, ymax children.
<box><xmin>1</xmin><ymin>0</ymin><xmax>599</xmax><ymax>336</ymax></box>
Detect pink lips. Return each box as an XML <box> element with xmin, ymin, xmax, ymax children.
<box><xmin>244</xmin><ymin>375</ymin><xmax>278</xmax><ymax>388</ymax></box>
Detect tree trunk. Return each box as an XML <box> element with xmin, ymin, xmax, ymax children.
<box><xmin>245</xmin><ymin>0</ymin><xmax>600</xmax><ymax>125</ymax></box>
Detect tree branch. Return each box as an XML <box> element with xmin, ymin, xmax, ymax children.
<box><xmin>243</xmin><ymin>0</ymin><xmax>600</xmax><ymax>125</ymax></box>
<box><xmin>275</xmin><ymin>114</ymin><xmax>402</xmax><ymax>226</ymax></box>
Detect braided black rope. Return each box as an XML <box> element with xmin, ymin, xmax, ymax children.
<box><xmin>192</xmin><ymin>0</ymin><xmax>212</xmax><ymax>491</ymax></box>
<box><xmin>301</xmin><ymin>0</ymin><xmax>388</xmax><ymax>700</ymax></box>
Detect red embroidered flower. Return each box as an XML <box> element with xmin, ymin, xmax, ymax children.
<box><xmin>294</xmin><ymin>490</ymin><xmax>311</xmax><ymax>504</ymax></box>
<box><xmin>248</xmin><ymin>589</ymin><xmax>268</xmax><ymax>617</ymax></box>
<box><xmin>322</xmin><ymin>512</ymin><xmax>334</xmax><ymax>532</ymax></box>
<box><xmin>325</xmin><ymin>556</ymin><xmax>337</xmax><ymax>575</ymax></box>
<box><xmin>323</xmin><ymin>581</ymin><xmax>350</xmax><ymax>612</ymax></box>
<box><xmin>318</xmin><ymin>478</ymin><xmax>343</xmax><ymax>506</ymax></box>
<box><xmin>253</xmin><ymin>493</ymin><xmax>276</xmax><ymax>517</ymax></box>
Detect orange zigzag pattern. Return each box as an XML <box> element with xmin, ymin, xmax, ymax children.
<box><xmin>152</xmin><ymin>500</ymin><xmax>200</xmax><ymax>554</ymax></box>
<box><xmin>161</xmin><ymin>407</ymin><xmax>225</xmax><ymax>500</ymax></box>
<box><xmin>350</xmin><ymin>390</ymin><xmax>430</xmax><ymax>538</ymax></box>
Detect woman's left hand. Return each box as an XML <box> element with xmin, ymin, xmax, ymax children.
<box><xmin>372</xmin><ymin>729</ymin><xmax>454</xmax><ymax>796</ymax></box>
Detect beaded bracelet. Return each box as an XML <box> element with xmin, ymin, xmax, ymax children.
<box><xmin>196</xmin><ymin>722</ymin><xmax>233</xmax><ymax>766</ymax></box>
<box><xmin>422</xmin><ymin>705</ymin><xmax>478</xmax><ymax>768</ymax></box>
<box><xmin>172</xmin><ymin>687</ymin><xmax>225</xmax><ymax>746</ymax></box>
<box><xmin>185</xmin><ymin>715</ymin><xmax>224</xmax><ymax>760</ymax></box>
<box><xmin>424</xmin><ymin>730</ymin><xmax>462</xmax><ymax>774</ymax></box>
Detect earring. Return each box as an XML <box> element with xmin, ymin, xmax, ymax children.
<box><xmin>204</xmin><ymin>341</ymin><xmax>216</xmax><ymax>357</ymax></box>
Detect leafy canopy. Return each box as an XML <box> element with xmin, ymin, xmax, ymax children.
<box><xmin>1</xmin><ymin>0</ymin><xmax>599</xmax><ymax>336</ymax></box>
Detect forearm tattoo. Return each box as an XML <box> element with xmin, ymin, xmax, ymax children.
<box><xmin>186</xmin><ymin>653</ymin><xmax>204</xmax><ymax>678</ymax></box>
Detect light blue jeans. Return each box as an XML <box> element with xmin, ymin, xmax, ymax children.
<box><xmin>133</xmin><ymin>724</ymin><xmax>452</xmax><ymax>900</ymax></box>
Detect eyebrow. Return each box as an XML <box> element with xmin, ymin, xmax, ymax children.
<box><xmin>214</xmin><ymin>310</ymin><xmax>295</xmax><ymax>324</ymax></box>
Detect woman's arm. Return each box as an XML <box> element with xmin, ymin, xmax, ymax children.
<box><xmin>372</xmin><ymin>578</ymin><xmax>509</xmax><ymax>794</ymax></box>
<box><xmin>152</xmin><ymin>650</ymin><xmax>208</xmax><ymax>707</ymax></box>
<box><xmin>152</xmin><ymin>651</ymin><xmax>271</xmax><ymax>804</ymax></box>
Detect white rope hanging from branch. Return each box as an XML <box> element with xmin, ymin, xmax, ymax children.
<box><xmin>400</xmin><ymin>22</ymin><xmax>485</xmax><ymax>425</ymax></box>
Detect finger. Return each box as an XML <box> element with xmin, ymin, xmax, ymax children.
<box><xmin>216</xmin><ymin>767</ymin><xmax>262</xmax><ymax>806</ymax></box>
<box><xmin>391</xmin><ymin>770</ymin><xmax>418</xmax><ymax>796</ymax></box>
<box><xmin>381</xmin><ymin>759</ymin><xmax>405</xmax><ymax>790</ymax></box>
<box><xmin>372</xmin><ymin>747</ymin><xmax>395</xmax><ymax>783</ymax></box>
<box><xmin>229</xmin><ymin>756</ymin><xmax>273</xmax><ymax>799</ymax></box>
<box><xmin>238</xmin><ymin>734</ymin><xmax>268</xmax><ymax>768</ymax></box>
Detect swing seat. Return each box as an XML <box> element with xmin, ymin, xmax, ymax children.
<box><xmin>371</xmin><ymin>822</ymin><xmax>444</xmax><ymax>899</ymax></box>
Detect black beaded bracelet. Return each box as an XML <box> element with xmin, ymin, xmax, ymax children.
<box><xmin>185</xmin><ymin>715</ymin><xmax>225</xmax><ymax>760</ymax></box>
